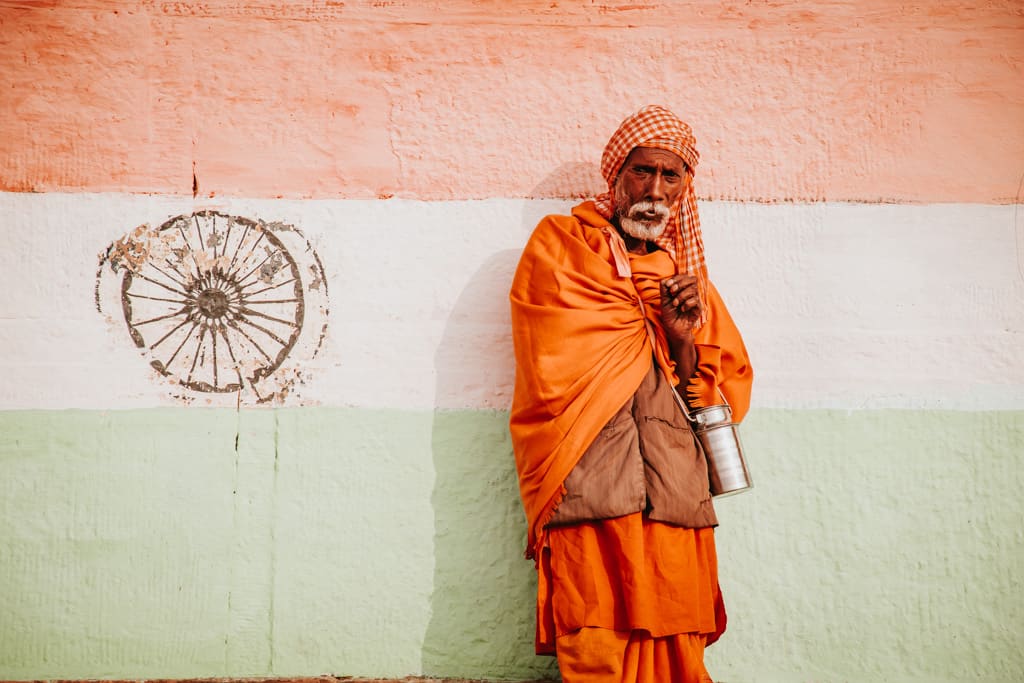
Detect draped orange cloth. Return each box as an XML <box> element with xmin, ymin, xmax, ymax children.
<box><xmin>537</xmin><ymin>517</ymin><xmax>727</xmax><ymax>664</ymax></box>
<box><xmin>509</xmin><ymin>201</ymin><xmax>752</xmax><ymax>558</ymax></box>
<box><xmin>555</xmin><ymin>627</ymin><xmax>713</xmax><ymax>683</ymax></box>
<box><xmin>510</xmin><ymin>203</ymin><xmax>749</xmax><ymax>673</ymax></box>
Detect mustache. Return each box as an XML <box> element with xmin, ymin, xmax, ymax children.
<box><xmin>625</xmin><ymin>201</ymin><xmax>671</xmax><ymax>221</ymax></box>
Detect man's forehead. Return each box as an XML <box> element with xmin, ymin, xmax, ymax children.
<box><xmin>625</xmin><ymin>146</ymin><xmax>687</xmax><ymax>169</ymax></box>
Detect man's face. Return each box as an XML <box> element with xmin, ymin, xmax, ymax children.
<box><xmin>613</xmin><ymin>146</ymin><xmax>688</xmax><ymax>241</ymax></box>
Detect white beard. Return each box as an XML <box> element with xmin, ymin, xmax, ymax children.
<box><xmin>619</xmin><ymin>212</ymin><xmax>668</xmax><ymax>241</ymax></box>
<box><xmin>614</xmin><ymin>182</ymin><xmax>670</xmax><ymax>242</ymax></box>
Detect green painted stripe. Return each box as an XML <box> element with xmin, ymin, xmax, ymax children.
<box><xmin>1</xmin><ymin>409</ymin><xmax>1021</xmax><ymax>682</ymax></box>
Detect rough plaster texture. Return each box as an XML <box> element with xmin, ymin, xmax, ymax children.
<box><xmin>1</xmin><ymin>1</ymin><xmax>1022</xmax><ymax>202</ymax></box>
<box><xmin>1</xmin><ymin>408</ymin><xmax>1022</xmax><ymax>681</ymax></box>
<box><xmin>1</xmin><ymin>193</ymin><xmax>1022</xmax><ymax>411</ymax></box>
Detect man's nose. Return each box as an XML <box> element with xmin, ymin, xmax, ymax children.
<box><xmin>646</xmin><ymin>173</ymin><xmax>667</xmax><ymax>202</ymax></box>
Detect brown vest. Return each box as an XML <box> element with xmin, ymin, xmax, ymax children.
<box><xmin>547</xmin><ymin>361</ymin><xmax>717</xmax><ymax>529</ymax></box>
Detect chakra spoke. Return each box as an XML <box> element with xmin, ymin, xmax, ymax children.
<box><xmin>162</xmin><ymin>321</ymin><xmax>199</xmax><ymax>369</ymax></box>
<box><xmin>234</xmin><ymin>249</ymin><xmax>278</xmax><ymax>289</ymax></box>
<box><xmin>227</xmin><ymin>232</ymin><xmax>265</xmax><ymax>282</ymax></box>
<box><xmin>239</xmin><ymin>307</ymin><xmax>299</xmax><ymax>328</ymax></box>
<box><xmin>164</xmin><ymin>259</ymin><xmax>190</xmax><ymax>282</ymax></box>
<box><xmin>239</xmin><ymin>278</ymin><xmax>297</xmax><ymax>298</ymax></box>
<box><xmin>210</xmin><ymin>214</ymin><xmax>218</xmax><ymax>259</ymax></box>
<box><xmin>177</xmin><ymin>221</ymin><xmax>204</xmax><ymax>280</ymax></box>
<box><xmin>211</xmin><ymin>327</ymin><xmax>219</xmax><ymax>388</ymax></box>
<box><xmin>241</xmin><ymin>298</ymin><xmax>301</xmax><ymax>305</ymax></box>
<box><xmin>132</xmin><ymin>307</ymin><xmax>189</xmax><ymax>327</ymax></box>
<box><xmin>193</xmin><ymin>214</ymin><xmax>205</xmax><ymax>255</ymax></box>
<box><xmin>228</xmin><ymin>320</ymin><xmax>273</xmax><ymax>362</ymax></box>
<box><xmin>133</xmin><ymin>272</ymin><xmax>189</xmax><ymax>298</ymax></box>
<box><xmin>149</xmin><ymin>317</ymin><xmax>193</xmax><ymax>351</ymax></box>
<box><xmin>237</xmin><ymin>316</ymin><xmax>288</xmax><ymax>348</ymax></box>
<box><xmin>148</xmin><ymin>262</ymin><xmax>190</xmax><ymax>289</ymax></box>
<box><xmin>186</xmin><ymin>326</ymin><xmax>207</xmax><ymax>385</ymax></box>
<box><xmin>219</xmin><ymin>325</ymin><xmax>246</xmax><ymax>388</ymax></box>
<box><xmin>226</xmin><ymin>224</ymin><xmax>251</xmax><ymax>277</ymax></box>
<box><xmin>222</xmin><ymin>218</ymin><xmax>234</xmax><ymax>262</ymax></box>
<box><xmin>127</xmin><ymin>292</ymin><xmax>189</xmax><ymax>304</ymax></box>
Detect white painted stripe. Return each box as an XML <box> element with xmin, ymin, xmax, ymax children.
<box><xmin>1</xmin><ymin>193</ymin><xmax>1022</xmax><ymax>411</ymax></box>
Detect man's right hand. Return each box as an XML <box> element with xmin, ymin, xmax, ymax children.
<box><xmin>659</xmin><ymin>274</ymin><xmax>702</xmax><ymax>342</ymax></box>
<box><xmin>659</xmin><ymin>274</ymin><xmax>701</xmax><ymax>381</ymax></box>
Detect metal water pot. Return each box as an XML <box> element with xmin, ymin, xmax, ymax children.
<box><xmin>690</xmin><ymin>403</ymin><xmax>752</xmax><ymax>497</ymax></box>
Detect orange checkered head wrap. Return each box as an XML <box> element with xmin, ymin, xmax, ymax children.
<box><xmin>594</xmin><ymin>105</ymin><xmax>708</xmax><ymax>327</ymax></box>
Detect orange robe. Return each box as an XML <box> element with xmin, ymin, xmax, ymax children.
<box><xmin>509</xmin><ymin>202</ymin><xmax>753</xmax><ymax>679</ymax></box>
<box><xmin>509</xmin><ymin>201</ymin><xmax>753</xmax><ymax>557</ymax></box>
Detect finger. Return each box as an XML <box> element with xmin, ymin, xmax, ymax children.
<box><xmin>663</xmin><ymin>274</ymin><xmax>695</xmax><ymax>287</ymax></box>
<box><xmin>665</xmin><ymin>294</ymin><xmax>686</xmax><ymax>313</ymax></box>
<box><xmin>668</xmin><ymin>274</ymin><xmax>696</xmax><ymax>287</ymax></box>
<box><xmin>664</xmin><ymin>282</ymin><xmax>697</xmax><ymax>301</ymax></box>
<box><xmin>662</xmin><ymin>276</ymin><xmax>685</xmax><ymax>291</ymax></box>
<box><xmin>677</xmin><ymin>288</ymin><xmax>698</xmax><ymax>306</ymax></box>
<box><xmin>671</xmin><ymin>291</ymin><xmax>697</xmax><ymax>309</ymax></box>
<box><xmin>668</xmin><ymin>278</ymin><xmax>696</xmax><ymax>293</ymax></box>
<box><xmin>674</xmin><ymin>301</ymin><xmax>698</xmax><ymax>323</ymax></box>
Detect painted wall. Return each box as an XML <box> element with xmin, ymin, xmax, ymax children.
<box><xmin>1</xmin><ymin>1</ymin><xmax>1022</xmax><ymax>681</ymax></box>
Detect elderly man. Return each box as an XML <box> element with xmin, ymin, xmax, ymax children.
<box><xmin>509</xmin><ymin>106</ymin><xmax>753</xmax><ymax>681</ymax></box>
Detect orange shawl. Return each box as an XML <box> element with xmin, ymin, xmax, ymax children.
<box><xmin>509</xmin><ymin>201</ymin><xmax>752</xmax><ymax>558</ymax></box>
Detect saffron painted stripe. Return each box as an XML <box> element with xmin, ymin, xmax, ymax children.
<box><xmin>1</xmin><ymin>192</ymin><xmax>1022</xmax><ymax>411</ymax></box>
<box><xmin>1</xmin><ymin>1</ymin><xmax>1021</xmax><ymax>202</ymax></box>
<box><xmin>0</xmin><ymin>407</ymin><xmax>1021</xmax><ymax>680</ymax></box>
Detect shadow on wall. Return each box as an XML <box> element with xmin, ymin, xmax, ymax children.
<box><xmin>525</xmin><ymin>161</ymin><xmax>603</xmax><ymax>199</ymax></box>
<box><xmin>421</xmin><ymin>249</ymin><xmax>549</xmax><ymax>680</ymax></box>
<box><xmin>421</xmin><ymin>163</ymin><xmax>598</xmax><ymax>679</ymax></box>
